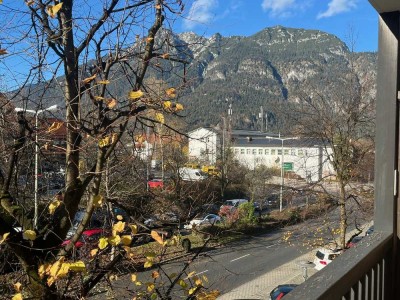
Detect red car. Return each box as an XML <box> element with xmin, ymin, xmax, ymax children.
<box><xmin>62</xmin><ymin>228</ymin><xmax>105</xmax><ymax>248</ymax></box>
<box><xmin>148</xmin><ymin>179</ymin><xmax>163</xmax><ymax>189</ymax></box>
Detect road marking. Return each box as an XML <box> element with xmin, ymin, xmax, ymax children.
<box><xmin>265</xmin><ymin>244</ymin><xmax>275</xmax><ymax>249</ymax></box>
<box><xmin>230</xmin><ymin>254</ymin><xmax>250</xmax><ymax>262</ymax></box>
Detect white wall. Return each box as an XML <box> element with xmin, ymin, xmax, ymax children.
<box><xmin>188</xmin><ymin>128</ymin><xmax>219</xmax><ymax>164</ymax></box>
<box><xmin>232</xmin><ymin>145</ymin><xmax>334</xmax><ymax>182</ymax></box>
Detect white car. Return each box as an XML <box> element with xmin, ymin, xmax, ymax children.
<box><xmin>184</xmin><ymin>214</ymin><xmax>221</xmax><ymax>229</ymax></box>
<box><xmin>314</xmin><ymin>248</ymin><xmax>342</xmax><ymax>270</ymax></box>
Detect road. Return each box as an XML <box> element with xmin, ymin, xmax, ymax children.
<box><xmin>160</xmin><ymin>229</ymin><xmax>310</xmax><ymax>294</ymax></box>
<box><xmin>89</xmin><ymin>191</ymin><xmax>372</xmax><ymax>299</ymax></box>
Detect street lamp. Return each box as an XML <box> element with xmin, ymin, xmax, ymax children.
<box><xmin>15</xmin><ymin>104</ymin><xmax>59</xmax><ymax>228</ymax></box>
<box><xmin>266</xmin><ymin>134</ymin><xmax>299</xmax><ymax>212</ymax></box>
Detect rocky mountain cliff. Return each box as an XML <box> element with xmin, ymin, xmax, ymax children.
<box><xmin>176</xmin><ymin>26</ymin><xmax>376</xmax><ymax>131</ymax></box>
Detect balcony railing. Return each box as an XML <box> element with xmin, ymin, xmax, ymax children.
<box><xmin>285</xmin><ymin>231</ymin><xmax>393</xmax><ymax>299</ymax></box>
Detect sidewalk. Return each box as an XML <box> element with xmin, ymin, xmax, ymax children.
<box><xmin>218</xmin><ymin>223</ymin><xmax>373</xmax><ymax>299</ymax></box>
<box><xmin>218</xmin><ymin>251</ymin><xmax>316</xmax><ymax>300</ymax></box>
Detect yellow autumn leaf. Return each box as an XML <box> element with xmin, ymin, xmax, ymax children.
<box><xmin>90</xmin><ymin>248</ymin><xmax>98</xmax><ymax>257</ymax></box>
<box><xmin>38</xmin><ymin>263</ymin><xmax>50</xmax><ymax>279</ymax></box>
<box><xmin>93</xmin><ymin>194</ymin><xmax>104</xmax><ymax>207</ymax></box>
<box><xmin>147</xmin><ymin>283</ymin><xmax>155</xmax><ymax>292</ymax></box>
<box><xmin>81</xmin><ymin>74</ymin><xmax>96</xmax><ymax>85</ymax></box>
<box><xmin>47</xmin><ymin>121</ymin><xmax>63</xmax><ymax>133</ymax></box>
<box><xmin>57</xmin><ymin>262</ymin><xmax>70</xmax><ymax>278</ymax></box>
<box><xmin>26</xmin><ymin>0</ymin><xmax>35</xmax><ymax>6</ymax></box>
<box><xmin>112</xmin><ymin>221</ymin><xmax>125</xmax><ymax>234</ymax></box>
<box><xmin>98</xmin><ymin>136</ymin><xmax>110</xmax><ymax>148</ymax></box>
<box><xmin>111</xmin><ymin>133</ymin><xmax>118</xmax><ymax>144</ymax></box>
<box><xmin>106</xmin><ymin>98</ymin><xmax>117</xmax><ymax>109</ymax></box>
<box><xmin>49</xmin><ymin>257</ymin><xmax>65</xmax><ymax>277</ymax></box>
<box><xmin>135</xmin><ymin>281</ymin><xmax>142</xmax><ymax>286</ymax></box>
<box><xmin>146</xmin><ymin>37</ymin><xmax>154</xmax><ymax>43</ymax></box>
<box><xmin>116</xmin><ymin>215</ymin><xmax>123</xmax><ymax>221</ymax></box>
<box><xmin>175</xmin><ymin>103</ymin><xmax>184</xmax><ymax>111</ymax></box>
<box><xmin>97</xmin><ymin>80</ymin><xmax>110</xmax><ymax>85</ymax></box>
<box><xmin>128</xmin><ymin>90</ymin><xmax>144</xmax><ymax>100</ymax></box>
<box><xmin>202</xmin><ymin>275</ymin><xmax>209</xmax><ymax>283</ymax></box>
<box><xmin>13</xmin><ymin>282</ymin><xmax>22</xmax><ymax>292</ymax></box>
<box><xmin>0</xmin><ymin>232</ymin><xmax>10</xmax><ymax>244</ymax></box>
<box><xmin>131</xmin><ymin>274</ymin><xmax>137</xmax><ymax>282</ymax></box>
<box><xmin>130</xmin><ymin>224</ymin><xmax>138</xmax><ymax>235</ymax></box>
<box><xmin>163</xmin><ymin>101</ymin><xmax>172</xmax><ymax>110</ymax></box>
<box><xmin>0</xmin><ymin>49</ymin><xmax>8</xmax><ymax>56</ymax></box>
<box><xmin>188</xmin><ymin>287</ymin><xmax>196</xmax><ymax>295</ymax></box>
<box><xmin>150</xmin><ymin>230</ymin><xmax>163</xmax><ymax>245</ymax></box>
<box><xmin>94</xmin><ymin>96</ymin><xmax>105</xmax><ymax>101</ymax></box>
<box><xmin>165</xmin><ymin>88</ymin><xmax>176</xmax><ymax>98</ymax></box>
<box><xmin>47</xmin><ymin>3</ymin><xmax>63</xmax><ymax>18</ymax></box>
<box><xmin>144</xmin><ymin>260</ymin><xmax>153</xmax><ymax>268</ymax></box>
<box><xmin>155</xmin><ymin>4</ymin><xmax>161</xmax><ymax>9</ymax></box>
<box><xmin>48</xmin><ymin>200</ymin><xmax>61</xmax><ymax>215</ymax></box>
<box><xmin>194</xmin><ymin>276</ymin><xmax>202</xmax><ymax>286</ymax></box>
<box><xmin>151</xmin><ymin>271</ymin><xmax>160</xmax><ymax>279</ymax></box>
<box><xmin>121</xmin><ymin>235</ymin><xmax>132</xmax><ymax>246</ymax></box>
<box><xmin>98</xmin><ymin>237</ymin><xmax>109</xmax><ymax>250</ymax></box>
<box><xmin>187</xmin><ymin>271</ymin><xmax>196</xmax><ymax>278</ymax></box>
<box><xmin>23</xmin><ymin>230</ymin><xmax>36</xmax><ymax>241</ymax></box>
<box><xmin>12</xmin><ymin>293</ymin><xmax>23</xmax><ymax>300</ymax></box>
<box><xmin>69</xmin><ymin>261</ymin><xmax>86</xmax><ymax>272</ymax></box>
<box><xmin>155</xmin><ymin>113</ymin><xmax>164</xmax><ymax>124</ymax></box>
<box><xmin>108</xmin><ymin>234</ymin><xmax>121</xmax><ymax>246</ymax></box>
<box><xmin>178</xmin><ymin>279</ymin><xmax>187</xmax><ymax>289</ymax></box>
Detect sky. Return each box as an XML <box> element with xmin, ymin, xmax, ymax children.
<box><xmin>177</xmin><ymin>0</ymin><xmax>378</xmax><ymax>52</ymax></box>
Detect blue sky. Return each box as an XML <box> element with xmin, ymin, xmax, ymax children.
<box><xmin>178</xmin><ymin>0</ymin><xmax>378</xmax><ymax>52</ymax></box>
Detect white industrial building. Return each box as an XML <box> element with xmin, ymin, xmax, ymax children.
<box><xmin>188</xmin><ymin>127</ymin><xmax>335</xmax><ymax>182</ymax></box>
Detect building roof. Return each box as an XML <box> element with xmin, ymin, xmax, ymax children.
<box><xmin>232</xmin><ymin>136</ymin><xmax>327</xmax><ymax>148</ymax></box>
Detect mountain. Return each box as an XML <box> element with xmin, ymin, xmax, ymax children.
<box><xmin>10</xmin><ymin>26</ymin><xmax>377</xmax><ymax>132</ymax></box>
<box><xmin>176</xmin><ymin>26</ymin><xmax>376</xmax><ymax>131</ymax></box>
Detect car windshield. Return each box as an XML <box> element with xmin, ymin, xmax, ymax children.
<box><xmin>316</xmin><ymin>251</ymin><xmax>325</xmax><ymax>260</ymax></box>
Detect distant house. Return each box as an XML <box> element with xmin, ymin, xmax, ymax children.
<box><xmin>188</xmin><ymin>127</ymin><xmax>334</xmax><ymax>182</ymax></box>
<box><xmin>187</xmin><ymin>127</ymin><xmax>219</xmax><ymax>164</ymax></box>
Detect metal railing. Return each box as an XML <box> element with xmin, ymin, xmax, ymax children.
<box><xmin>285</xmin><ymin>231</ymin><xmax>393</xmax><ymax>300</ymax></box>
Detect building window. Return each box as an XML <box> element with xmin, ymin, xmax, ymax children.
<box><xmin>298</xmin><ymin>149</ymin><xmax>304</xmax><ymax>156</ymax></box>
<box><xmin>241</xmin><ymin>149</ymin><xmax>245</xmax><ymax>154</ymax></box>
<box><xmin>291</xmin><ymin>149</ymin><xmax>296</xmax><ymax>155</ymax></box>
<box><xmin>271</xmin><ymin>149</ymin><xmax>276</xmax><ymax>155</ymax></box>
<box><xmin>259</xmin><ymin>149</ymin><xmax>263</xmax><ymax>155</ymax></box>
<box><xmin>252</xmin><ymin>149</ymin><xmax>257</xmax><ymax>155</ymax></box>
<box><xmin>234</xmin><ymin>149</ymin><xmax>239</xmax><ymax>154</ymax></box>
<box><xmin>278</xmin><ymin>149</ymin><xmax>282</xmax><ymax>155</ymax></box>
<box><xmin>284</xmin><ymin>149</ymin><xmax>289</xmax><ymax>155</ymax></box>
<box><xmin>247</xmin><ymin>149</ymin><xmax>251</xmax><ymax>154</ymax></box>
<box><xmin>265</xmin><ymin>149</ymin><xmax>270</xmax><ymax>155</ymax></box>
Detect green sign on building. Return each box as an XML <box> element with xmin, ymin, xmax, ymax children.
<box><xmin>283</xmin><ymin>162</ymin><xmax>293</xmax><ymax>171</ymax></box>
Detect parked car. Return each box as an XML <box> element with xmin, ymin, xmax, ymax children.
<box><xmin>147</xmin><ymin>179</ymin><xmax>163</xmax><ymax>189</ymax></box>
<box><xmin>365</xmin><ymin>225</ymin><xmax>374</xmax><ymax>236</ymax></box>
<box><xmin>144</xmin><ymin>212</ymin><xmax>179</xmax><ymax>228</ymax></box>
<box><xmin>184</xmin><ymin>214</ymin><xmax>221</xmax><ymax>229</ymax></box>
<box><xmin>269</xmin><ymin>284</ymin><xmax>298</xmax><ymax>300</ymax></box>
<box><xmin>62</xmin><ymin>228</ymin><xmax>106</xmax><ymax>249</ymax></box>
<box><xmin>346</xmin><ymin>236</ymin><xmax>363</xmax><ymax>248</ymax></box>
<box><xmin>266</xmin><ymin>194</ymin><xmax>279</xmax><ymax>207</ymax></box>
<box><xmin>66</xmin><ymin>207</ymin><xmax>129</xmax><ymax>238</ymax></box>
<box><xmin>314</xmin><ymin>248</ymin><xmax>342</xmax><ymax>270</ymax></box>
<box><xmin>220</xmin><ymin>199</ymin><xmax>248</xmax><ymax>211</ymax></box>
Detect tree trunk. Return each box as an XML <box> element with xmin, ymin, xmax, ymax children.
<box><xmin>339</xmin><ymin>183</ymin><xmax>347</xmax><ymax>249</ymax></box>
